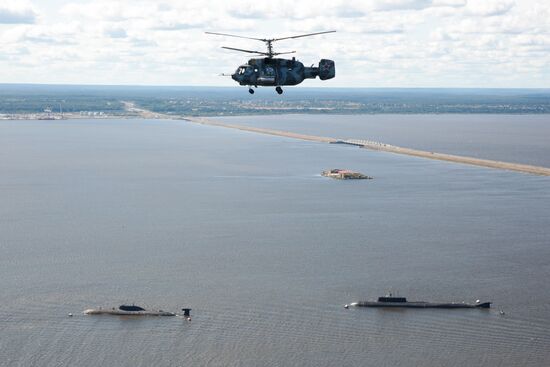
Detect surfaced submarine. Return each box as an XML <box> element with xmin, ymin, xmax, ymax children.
<box><xmin>349</xmin><ymin>295</ymin><xmax>491</xmax><ymax>309</ymax></box>
<box><xmin>83</xmin><ymin>305</ymin><xmax>192</xmax><ymax>317</ymax></box>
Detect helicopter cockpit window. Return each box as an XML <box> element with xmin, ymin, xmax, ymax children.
<box><xmin>238</xmin><ymin>67</ymin><xmax>247</xmax><ymax>75</ymax></box>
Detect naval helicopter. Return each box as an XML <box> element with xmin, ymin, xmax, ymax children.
<box><xmin>206</xmin><ymin>30</ymin><xmax>336</xmax><ymax>94</ymax></box>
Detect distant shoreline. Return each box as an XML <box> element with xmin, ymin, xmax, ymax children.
<box><xmin>2</xmin><ymin>86</ymin><xmax>550</xmax><ymax>115</ymax></box>
<box><xmin>3</xmin><ymin>111</ymin><xmax>550</xmax><ymax>121</ymax></box>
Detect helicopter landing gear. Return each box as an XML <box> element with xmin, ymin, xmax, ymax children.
<box><xmin>248</xmin><ymin>88</ymin><xmax>254</xmax><ymax>94</ymax></box>
<box><xmin>275</xmin><ymin>86</ymin><xmax>283</xmax><ymax>95</ymax></box>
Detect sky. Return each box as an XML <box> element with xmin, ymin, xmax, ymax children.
<box><xmin>0</xmin><ymin>0</ymin><xmax>549</xmax><ymax>88</ymax></box>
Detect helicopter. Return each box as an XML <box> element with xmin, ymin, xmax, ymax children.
<box><xmin>206</xmin><ymin>30</ymin><xmax>336</xmax><ymax>94</ymax></box>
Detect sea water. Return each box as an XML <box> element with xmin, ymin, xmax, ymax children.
<box><xmin>0</xmin><ymin>118</ymin><xmax>549</xmax><ymax>366</ymax></box>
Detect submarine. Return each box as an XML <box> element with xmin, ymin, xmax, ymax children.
<box><xmin>350</xmin><ymin>295</ymin><xmax>491</xmax><ymax>309</ymax></box>
<box><xmin>83</xmin><ymin>305</ymin><xmax>192</xmax><ymax>317</ymax></box>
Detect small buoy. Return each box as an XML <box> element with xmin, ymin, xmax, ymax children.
<box><xmin>68</xmin><ymin>313</ymin><xmax>73</xmax><ymax>317</ymax></box>
<box><xmin>344</xmin><ymin>304</ymin><xmax>349</xmax><ymax>309</ymax></box>
<box><xmin>186</xmin><ymin>317</ymin><xmax>192</xmax><ymax>321</ymax></box>
<box><xmin>499</xmin><ymin>310</ymin><xmax>505</xmax><ymax>315</ymax></box>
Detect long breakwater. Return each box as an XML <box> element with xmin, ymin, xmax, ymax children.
<box><xmin>185</xmin><ymin>117</ymin><xmax>550</xmax><ymax>176</ymax></box>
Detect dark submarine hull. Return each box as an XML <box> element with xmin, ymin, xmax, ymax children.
<box><xmin>351</xmin><ymin>301</ymin><xmax>491</xmax><ymax>309</ymax></box>
<box><xmin>83</xmin><ymin>309</ymin><xmax>177</xmax><ymax>316</ymax></box>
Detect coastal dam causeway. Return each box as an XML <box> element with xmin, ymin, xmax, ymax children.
<box><xmin>120</xmin><ymin>103</ymin><xmax>550</xmax><ymax>176</ymax></box>
<box><xmin>184</xmin><ymin>117</ymin><xmax>550</xmax><ymax>176</ymax></box>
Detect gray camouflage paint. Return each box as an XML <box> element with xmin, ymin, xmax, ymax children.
<box><xmin>232</xmin><ymin>58</ymin><xmax>335</xmax><ymax>87</ymax></box>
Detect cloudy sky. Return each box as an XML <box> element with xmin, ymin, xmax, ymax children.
<box><xmin>1</xmin><ymin>0</ymin><xmax>549</xmax><ymax>87</ymax></box>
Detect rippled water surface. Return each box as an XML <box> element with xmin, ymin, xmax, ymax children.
<box><xmin>1</xmin><ymin>118</ymin><xmax>549</xmax><ymax>366</ymax></box>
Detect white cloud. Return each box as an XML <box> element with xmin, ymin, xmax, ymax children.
<box><xmin>431</xmin><ymin>0</ymin><xmax>466</xmax><ymax>7</ymax></box>
<box><xmin>465</xmin><ymin>0</ymin><xmax>515</xmax><ymax>17</ymax></box>
<box><xmin>0</xmin><ymin>0</ymin><xmax>37</xmax><ymax>24</ymax></box>
<box><xmin>0</xmin><ymin>0</ymin><xmax>548</xmax><ymax>87</ymax></box>
<box><xmin>369</xmin><ymin>0</ymin><xmax>432</xmax><ymax>11</ymax></box>
<box><xmin>104</xmin><ymin>27</ymin><xmax>127</xmax><ymax>38</ymax></box>
<box><xmin>61</xmin><ymin>1</ymin><xmax>156</xmax><ymax>21</ymax></box>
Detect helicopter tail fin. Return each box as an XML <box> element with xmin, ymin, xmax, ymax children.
<box><xmin>318</xmin><ymin>59</ymin><xmax>335</xmax><ymax>80</ymax></box>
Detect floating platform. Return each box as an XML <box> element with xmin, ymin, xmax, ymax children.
<box><xmin>322</xmin><ymin>169</ymin><xmax>372</xmax><ymax>180</ymax></box>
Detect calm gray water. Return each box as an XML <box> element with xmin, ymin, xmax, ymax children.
<box><xmin>213</xmin><ymin>114</ymin><xmax>550</xmax><ymax>167</ymax></box>
<box><xmin>1</xmin><ymin>118</ymin><xmax>549</xmax><ymax>366</ymax></box>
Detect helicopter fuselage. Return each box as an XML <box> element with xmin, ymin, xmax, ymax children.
<box><xmin>206</xmin><ymin>30</ymin><xmax>336</xmax><ymax>94</ymax></box>
<box><xmin>232</xmin><ymin>57</ymin><xmax>335</xmax><ymax>88</ymax></box>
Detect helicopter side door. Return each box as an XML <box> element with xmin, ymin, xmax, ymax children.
<box><xmin>257</xmin><ymin>62</ymin><xmax>277</xmax><ymax>86</ymax></box>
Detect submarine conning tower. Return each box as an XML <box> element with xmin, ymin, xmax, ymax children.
<box><xmin>378</xmin><ymin>296</ymin><xmax>407</xmax><ymax>303</ymax></box>
<box><xmin>182</xmin><ymin>308</ymin><xmax>191</xmax><ymax>317</ymax></box>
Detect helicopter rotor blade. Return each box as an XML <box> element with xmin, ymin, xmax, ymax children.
<box><xmin>272</xmin><ymin>30</ymin><xmax>336</xmax><ymax>42</ymax></box>
<box><xmin>221</xmin><ymin>46</ymin><xmax>269</xmax><ymax>55</ymax></box>
<box><xmin>208</xmin><ymin>30</ymin><xmax>335</xmax><ymax>59</ymax></box>
<box><xmin>206</xmin><ymin>32</ymin><xmax>265</xmax><ymax>42</ymax></box>
<box><xmin>272</xmin><ymin>51</ymin><xmax>296</xmax><ymax>56</ymax></box>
